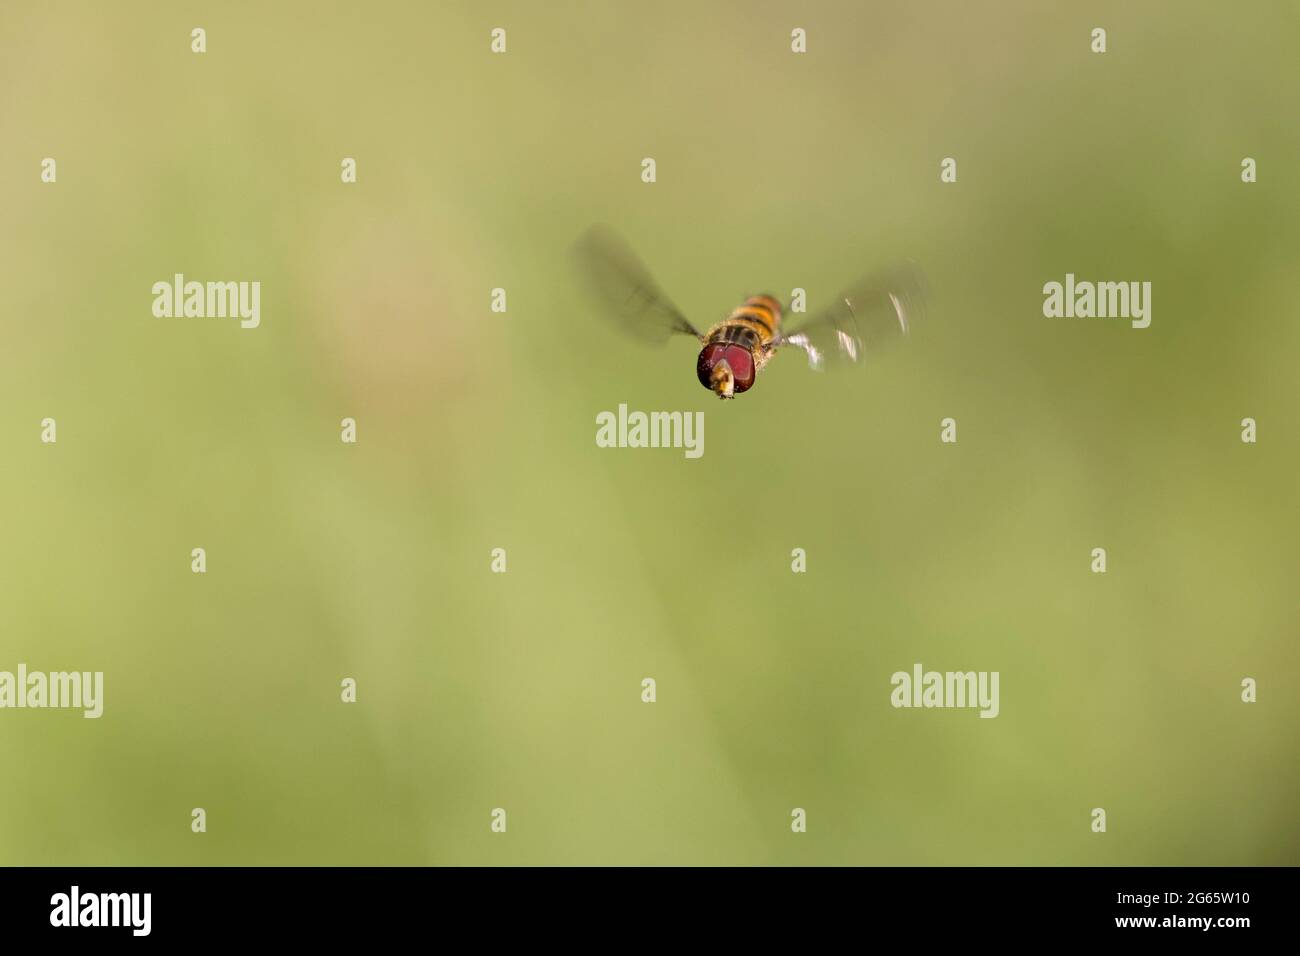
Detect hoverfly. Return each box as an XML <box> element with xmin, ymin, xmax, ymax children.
<box><xmin>574</xmin><ymin>225</ymin><xmax>924</xmax><ymax>399</ymax></box>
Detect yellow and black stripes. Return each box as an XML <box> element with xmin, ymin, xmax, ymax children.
<box><xmin>724</xmin><ymin>294</ymin><xmax>783</xmax><ymax>346</ymax></box>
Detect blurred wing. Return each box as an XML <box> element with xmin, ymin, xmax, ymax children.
<box><xmin>573</xmin><ymin>225</ymin><xmax>702</xmax><ymax>344</ymax></box>
<box><xmin>780</xmin><ymin>262</ymin><xmax>926</xmax><ymax>370</ymax></box>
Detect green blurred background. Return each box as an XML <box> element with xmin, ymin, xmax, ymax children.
<box><xmin>1</xmin><ymin>1</ymin><xmax>1296</xmax><ymax>865</ymax></box>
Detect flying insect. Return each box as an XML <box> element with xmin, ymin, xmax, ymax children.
<box><xmin>574</xmin><ymin>225</ymin><xmax>925</xmax><ymax>399</ymax></box>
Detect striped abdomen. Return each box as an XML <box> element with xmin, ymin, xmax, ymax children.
<box><xmin>720</xmin><ymin>294</ymin><xmax>782</xmax><ymax>348</ymax></box>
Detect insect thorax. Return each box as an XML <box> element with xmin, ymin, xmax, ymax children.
<box><xmin>705</xmin><ymin>322</ymin><xmax>762</xmax><ymax>350</ymax></box>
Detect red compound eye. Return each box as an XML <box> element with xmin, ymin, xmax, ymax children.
<box><xmin>722</xmin><ymin>345</ymin><xmax>755</xmax><ymax>392</ymax></box>
<box><xmin>697</xmin><ymin>343</ymin><xmax>756</xmax><ymax>393</ymax></box>
<box><xmin>697</xmin><ymin>344</ymin><xmax>727</xmax><ymax>389</ymax></box>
